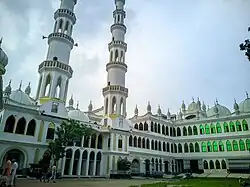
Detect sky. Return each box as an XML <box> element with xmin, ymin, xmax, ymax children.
<box><xmin>0</xmin><ymin>0</ymin><xmax>250</xmax><ymax>117</ymax></box>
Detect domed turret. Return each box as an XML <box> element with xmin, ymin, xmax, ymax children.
<box><xmin>239</xmin><ymin>92</ymin><xmax>250</xmax><ymax>113</ymax></box>
<box><xmin>197</xmin><ymin>97</ymin><xmax>201</xmax><ymax>110</ymax></box>
<box><xmin>147</xmin><ymin>101</ymin><xmax>151</xmax><ymax>113</ymax></box>
<box><xmin>178</xmin><ymin>109</ymin><xmax>183</xmax><ymax>120</ymax></box>
<box><xmin>157</xmin><ymin>105</ymin><xmax>162</xmax><ymax>115</ymax></box>
<box><xmin>88</xmin><ymin>100</ymin><xmax>93</xmax><ymax>112</ymax></box>
<box><xmin>207</xmin><ymin>99</ymin><xmax>231</xmax><ymax>118</ymax></box>
<box><xmin>234</xmin><ymin>98</ymin><xmax>239</xmax><ymax>114</ymax></box>
<box><xmin>0</xmin><ymin>38</ymin><xmax>8</xmax><ymax>75</ymax></box>
<box><xmin>69</xmin><ymin>95</ymin><xmax>74</xmax><ymax>106</ymax></box>
<box><xmin>134</xmin><ymin>105</ymin><xmax>138</xmax><ymax>116</ymax></box>
<box><xmin>202</xmin><ymin>101</ymin><xmax>206</xmax><ymax>111</ymax></box>
<box><xmin>181</xmin><ymin>101</ymin><xmax>186</xmax><ymax>112</ymax></box>
<box><xmin>187</xmin><ymin>97</ymin><xmax>197</xmax><ymax>111</ymax></box>
<box><xmin>25</xmin><ymin>82</ymin><xmax>31</xmax><ymax>96</ymax></box>
<box><xmin>167</xmin><ymin>108</ymin><xmax>171</xmax><ymax>119</ymax></box>
<box><xmin>4</xmin><ymin>80</ymin><xmax>12</xmax><ymax>97</ymax></box>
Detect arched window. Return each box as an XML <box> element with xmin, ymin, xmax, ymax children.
<box><xmin>139</xmin><ymin>123</ymin><xmax>143</xmax><ymax>131</ymax></box>
<box><xmin>229</xmin><ymin>121</ymin><xmax>235</xmax><ymax>132</ymax></box>
<box><xmin>46</xmin><ymin>123</ymin><xmax>55</xmax><ymax>140</ymax></box>
<box><xmin>209</xmin><ymin>160</ymin><xmax>214</xmax><ymax>169</ymax></box>
<box><xmin>115</xmin><ymin>50</ymin><xmax>119</xmax><ymax>61</ymax></box>
<box><xmin>210</xmin><ymin>123</ymin><xmax>216</xmax><ymax>134</ymax></box>
<box><xmin>200</xmin><ymin>125</ymin><xmax>204</xmax><ymax>135</ymax></box>
<box><xmin>188</xmin><ymin>126</ymin><xmax>192</xmax><ymax>136</ymax></box>
<box><xmin>239</xmin><ymin>139</ymin><xmax>245</xmax><ymax>151</ymax></box>
<box><xmin>242</xmin><ymin>119</ymin><xmax>249</xmax><ymax>131</ymax></box>
<box><xmin>219</xmin><ymin>141</ymin><xmax>224</xmax><ymax>152</ymax></box>
<box><xmin>194</xmin><ymin>142</ymin><xmax>200</xmax><ymax>153</ymax></box>
<box><xmin>105</xmin><ymin>98</ymin><xmax>108</xmax><ymax>114</ymax></box>
<box><xmin>161</xmin><ymin>125</ymin><xmax>165</xmax><ymax>135</ymax></box>
<box><xmin>232</xmin><ymin>140</ymin><xmax>239</xmax><ymax>151</ymax></box>
<box><xmin>212</xmin><ymin>141</ymin><xmax>218</xmax><ymax>152</ymax></box>
<box><xmin>236</xmin><ymin>120</ymin><xmax>242</xmax><ymax>131</ymax></box>
<box><xmin>193</xmin><ymin>126</ymin><xmax>198</xmax><ymax>135</ymax></box>
<box><xmin>226</xmin><ymin>140</ymin><xmax>232</xmax><ymax>151</ymax></box>
<box><xmin>111</xmin><ymin>96</ymin><xmax>116</xmax><ymax>114</ymax></box>
<box><xmin>134</xmin><ymin>137</ymin><xmax>137</xmax><ymax>147</ymax></box>
<box><xmin>155</xmin><ymin>140</ymin><xmax>158</xmax><ymax>150</ymax></box>
<box><xmin>146</xmin><ymin>139</ymin><xmax>150</xmax><ymax>149</ymax></box>
<box><xmin>151</xmin><ymin>140</ymin><xmax>154</xmax><ymax>150</ymax></box>
<box><xmin>158</xmin><ymin>124</ymin><xmax>161</xmax><ymax>134</ymax></box>
<box><xmin>224</xmin><ymin>122</ymin><xmax>229</xmax><ymax>132</ymax></box>
<box><xmin>138</xmin><ymin>137</ymin><xmax>141</xmax><ymax>148</ymax></box>
<box><xmin>173</xmin><ymin>128</ymin><xmax>176</xmax><ymax>137</ymax></box>
<box><xmin>205</xmin><ymin>124</ymin><xmax>210</xmax><ymax>134</ymax></box>
<box><xmin>134</xmin><ymin>123</ymin><xmax>138</xmax><ymax>129</ymax></box>
<box><xmin>177</xmin><ymin>127</ymin><xmax>181</xmax><ymax>136</ymax></box>
<box><xmin>158</xmin><ymin>141</ymin><xmax>161</xmax><ymax>151</ymax></box>
<box><xmin>166</xmin><ymin>126</ymin><xmax>169</xmax><ymax>136</ymax></box>
<box><xmin>150</xmin><ymin>122</ymin><xmax>154</xmax><ymax>132</ymax></box>
<box><xmin>215</xmin><ymin>160</ymin><xmax>220</xmax><ymax>169</ymax></box>
<box><xmin>201</xmin><ymin>142</ymin><xmax>206</xmax><ymax>152</ymax></box>
<box><xmin>64</xmin><ymin>21</ymin><xmax>69</xmax><ymax>34</ymax></box>
<box><xmin>207</xmin><ymin>142</ymin><xmax>212</xmax><ymax>152</ymax></box>
<box><xmin>246</xmin><ymin>139</ymin><xmax>250</xmax><ymax>151</ymax></box>
<box><xmin>166</xmin><ymin>143</ymin><xmax>170</xmax><ymax>152</ymax></box>
<box><xmin>178</xmin><ymin>144</ymin><xmax>182</xmax><ymax>153</ymax></box>
<box><xmin>120</xmin><ymin>98</ymin><xmax>124</xmax><ymax>116</ymax></box>
<box><xmin>142</xmin><ymin>138</ymin><xmax>145</xmax><ymax>148</ymax></box>
<box><xmin>221</xmin><ymin>160</ymin><xmax>227</xmax><ymax>169</ymax></box>
<box><xmin>110</xmin><ymin>51</ymin><xmax>113</xmax><ymax>61</ymax></box>
<box><xmin>163</xmin><ymin>142</ymin><xmax>166</xmax><ymax>151</ymax></box>
<box><xmin>189</xmin><ymin>143</ymin><xmax>194</xmax><ymax>152</ymax></box>
<box><xmin>216</xmin><ymin>122</ymin><xmax>222</xmax><ymax>133</ymax></box>
<box><xmin>129</xmin><ymin>135</ymin><xmax>132</xmax><ymax>146</ymax></box>
<box><xmin>58</xmin><ymin>19</ymin><xmax>63</xmax><ymax>32</ymax></box>
<box><xmin>44</xmin><ymin>74</ymin><xmax>51</xmax><ymax>96</ymax></box>
<box><xmin>183</xmin><ymin>127</ymin><xmax>187</xmax><ymax>136</ymax></box>
<box><xmin>154</xmin><ymin>123</ymin><xmax>157</xmax><ymax>133</ymax></box>
<box><xmin>26</xmin><ymin>119</ymin><xmax>36</xmax><ymax>136</ymax></box>
<box><xmin>144</xmin><ymin>122</ymin><xmax>148</xmax><ymax>131</ymax></box>
<box><xmin>203</xmin><ymin>160</ymin><xmax>208</xmax><ymax>169</ymax></box>
<box><xmin>184</xmin><ymin>143</ymin><xmax>188</xmax><ymax>153</ymax></box>
<box><xmin>4</xmin><ymin>115</ymin><xmax>15</xmax><ymax>133</ymax></box>
<box><xmin>15</xmin><ymin>117</ymin><xmax>26</xmax><ymax>134</ymax></box>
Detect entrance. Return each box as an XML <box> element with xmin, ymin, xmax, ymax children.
<box><xmin>145</xmin><ymin>159</ymin><xmax>150</xmax><ymax>176</ymax></box>
<box><xmin>2</xmin><ymin>149</ymin><xmax>25</xmax><ymax>169</ymax></box>
<box><xmin>190</xmin><ymin>160</ymin><xmax>199</xmax><ymax>173</ymax></box>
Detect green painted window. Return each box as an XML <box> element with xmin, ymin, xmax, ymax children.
<box><xmin>224</xmin><ymin>122</ymin><xmax>229</xmax><ymax>132</ymax></box>
<box><xmin>188</xmin><ymin>126</ymin><xmax>192</xmax><ymax>136</ymax></box>
<box><xmin>195</xmin><ymin>142</ymin><xmax>200</xmax><ymax>152</ymax></box>
<box><xmin>205</xmin><ymin>124</ymin><xmax>210</xmax><ymax>134</ymax></box>
<box><xmin>243</xmin><ymin>119</ymin><xmax>249</xmax><ymax>131</ymax></box>
<box><xmin>183</xmin><ymin>127</ymin><xmax>187</xmax><ymax>136</ymax></box>
<box><xmin>216</xmin><ymin>122</ymin><xmax>222</xmax><ymax>133</ymax></box>
<box><xmin>213</xmin><ymin>141</ymin><xmax>218</xmax><ymax>152</ymax></box>
<box><xmin>219</xmin><ymin>141</ymin><xmax>224</xmax><ymax>151</ymax></box>
<box><xmin>189</xmin><ymin>143</ymin><xmax>194</xmax><ymax>152</ymax></box>
<box><xmin>226</xmin><ymin>140</ymin><xmax>232</xmax><ymax>151</ymax></box>
<box><xmin>201</xmin><ymin>142</ymin><xmax>206</xmax><ymax>152</ymax></box>
<box><xmin>239</xmin><ymin>139</ymin><xmax>245</xmax><ymax>151</ymax></box>
<box><xmin>211</xmin><ymin>123</ymin><xmax>216</xmax><ymax>134</ymax></box>
<box><xmin>230</xmin><ymin>121</ymin><xmax>236</xmax><ymax>132</ymax></box>
<box><xmin>207</xmin><ymin>141</ymin><xmax>212</xmax><ymax>152</ymax></box>
<box><xmin>236</xmin><ymin>121</ymin><xmax>242</xmax><ymax>131</ymax></box>
<box><xmin>246</xmin><ymin>139</ymin><xmax>250</xmax><ymax>151</ymax></box>
<box><xmin>184</xmin><ymin>143</ymin><xmax>188</xmax><ymax>153</ymax></box>
<box><xmin>193</xmin><ymin>126</ymin><xmax>198</xmax><ymax>135</ymax></box>
<box><xmin>200</xmin><ymin>125</ymin><xmax>204</xmax><ymax>134</ymax></box>
<box><xmin>232</xmin><ymin>140</ymin><xmax>239</xmax><ymax>151</ymax></box>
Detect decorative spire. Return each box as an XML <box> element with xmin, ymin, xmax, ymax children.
<box><xmin>25</xmin><ymin>82</ymin><xmax>31</xmax><ymax>96</ymax></box>
<box><xmin>179</xmin><ymin>108</ymin><xmax>183</xmax><ymax>120</ymax></box>
<box><xmin>246</xmin><ymin>91</ymin><xmax>249</xmax><ymax>99</ymax></box>
<box><xmin>214</xmin><ymin>101</ymin><xmax>219</xmax><ymax>114</ymax></box>
<box><xmin>215</xmin><ymin>98</ymin><xmax>218</xmax><ymax>105</ymax></box>
<box><xmin>157</xmin><ymin>105</ymin><xmax>161</xmax><ymax>115</ymax></box>
<box><xmin>234</xmin><ymin>98</ymin><xmax>239</xmax><ymax>114</ymax></box>
<box><xmin>69</xmin><ymin>94</ymin><xmax>74</xmax><ymax>106</ymax></box>
<box><xmin>18</xmin><ymin>80</ymin><xmax>22</xmax><ymax>90</ymax></box>
<box><xmin>88</xmin><ymin>100</ymin><xmax>93</xmax><ymax>112</ymax></box>
<box><xmin>167</xmin><ymin>108</ymin><xmax>171</xmax><ymax>118</ymax></box>
<box><xmin>147</xmin><ymin>101</ymin><xmax>151</xmax><ymax>113</ymax></box>
<box><xmin>134</xmin><ymin>105</ymin><xmax>138</xmax><ymax>116</ymax></box>
<box><xmin>192</xmin><ymin>97</ymin><xmax>194</xmax><ymax>102</ymax></box>
<box><xmin>181</xmin><ymin>100</ymin><xmax>186</xmax><ymax>111</ymax></box>
<box><xmin>197</xmin><ymin>97</ymin><xmax>201</xmax><ymax>109</ymax></box>
<box><xmin>4</xmin><ymin>79</ymin><xmax>12</xmax><ymax>96</ymax></box>
<box><xmin>76</xmin><ymin>101</ymin><xmax>79</xmax><ymax>110</ymax></box>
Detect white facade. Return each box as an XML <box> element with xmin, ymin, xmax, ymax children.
<box><xmin>0</xmin><ymin>0</ymin><xmax>250</xmax><ymax>178</ymax></box>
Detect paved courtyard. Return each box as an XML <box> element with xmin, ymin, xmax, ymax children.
<box><xmin>17</xmin><ymin>179</ymin><xmax>160</xmax><ymax>187</ymax></box>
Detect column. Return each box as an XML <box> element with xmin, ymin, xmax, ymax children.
<box><xmin>109</xmin><ymin>155</ymin><xmax>113</xmax><ymax>174</ymax></box>
<box><xmin>88</xmin><ymin>136</ymin><xmax>91</xmax><ymax>148</ymax></box>
<box><xmin>93</xmin><ymin>154</ymin><xmax>97</xmax><ymax>176</ymax></box>
<box><xmin>61</xmin><ymin>157</ymin><xmax>66</xmax><ymax>176</ymax></box>
<box><xmin>95</xmin><ymin>134</ymin><xmax>99</xmax><ymax>149</ymax></box>
<box><xmin>69</xmin><ymin>151</ymin><xmax>75</xmax><ymax>175</ymax></box>
<box><xmin>110</xmin><ymin>134</ymin><xmax>114</xmax><ymax>151</ymax></box>
<box><xmin>81</xmin><ymin>136</ymin><xmax>85</xmax><ymax>147</ymax></box>
<box><xmin>162</xmin><ymin>159</ymin><xmax>165</xmax><ymax>173</ymax></box>
<box><xmin>85</xmin><ymin>152</ymin><xmax>90</xmax><ymax>176</ymax></box>
<box><xmin>77</xmin><ymin>151</ymin><xmax>83</xmax><ymax>176</ymax></box>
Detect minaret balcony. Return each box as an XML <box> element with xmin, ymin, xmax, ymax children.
<box><xmin>110</xmin><ymin>23</ymin><xmax>127</xmax><ymax>33</ymax></box>
<box><xmin>108</xmin><ymin>40</ymin><xmax>127</xmax><ymax>51</ymax></box>
<box><xmin>106</xmin><ymin>61</ymin><xmax>127</xmax><ymax>72</ymax></box>
<box><xmin>113</xmin><ymin>9</ymin><xmax>126</xmax><ymax>18</ymax></box>
<box><xmin>102</xmin><ymin>85</ymin><xmax>128</xmax><ymax>97</ymax></box>
<box><xmin>38</xmin><ymin>60</ymin><xmax>73</xmax><ymax>78</ymax></box>
<box><xmin>48</xmin><ymin>32</ymin><xmax>74</xmax><ymax>49</ymax></box>
<box><xmin>54</xmin><ymin>9</ymin><xmax>76</xmax><ymax>24</ymax></box>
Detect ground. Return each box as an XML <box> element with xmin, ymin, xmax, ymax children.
<box><xmin>16</xmin><ymin>178</ymin><xmax>241</xmax><ymax>187</ymax></box>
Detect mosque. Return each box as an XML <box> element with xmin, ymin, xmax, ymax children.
<box><xmin>0</xmin><ymin>0</ymin><xmax>250</xmax><ymax>178</ymax></box>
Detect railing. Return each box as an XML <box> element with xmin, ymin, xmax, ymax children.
<box><xmin>38</xmin><ymin>60</ymin><xmax>73</xmax><ymax>76</ymax></box>
<box><xmin>48</xmin><ymin>32</ymin><xmax>74</xmax><ymax>46</ymax></box>
<box><xmin>54</xmin><ymin>9</ymin><xmax>76</xmax><ymax>24</ymax></box>
<box><xmin>108</xmin><ymin>40</ymin><xmax>127</xmax><ymax>51</ymax></box>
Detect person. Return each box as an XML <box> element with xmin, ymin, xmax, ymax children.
<box><xmin>10</xmin><ymin>159</ymin><xmax>18</xmax><ymax>187</ymax></box>
<box><xmin>2</xmin><ymin>159</ymin><xmax>12</xmax><ymax>187</ymax></box>
<box><xmin>48</xmin><ymin>162</ymin><xmax>56</xmax><ymax>183</ymax></box>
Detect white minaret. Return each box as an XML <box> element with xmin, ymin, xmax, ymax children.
<box><xmin>103</xmin><ymin>0</ymin><xmax>128</xmax><ymax>117</ymax></box>
<box><xmin>36</xmin><ymin>0</ymin><xmax>77</xmax><ymax>103</ymax></box>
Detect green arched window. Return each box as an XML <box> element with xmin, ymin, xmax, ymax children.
<box><xmin>200</xmin><ymin>125</ymin><xmax>204</xmax><ymax>135</ymax></box>
<box><xmin>183</xmin><ymin>127</ymin><xmax>187</xmax><ymax>136</ymax></box>
<box><xmin>232</xmin><ymin>140</ymin><xmax>239</xmax><ymax>151</ymax></box>
<box><xmin>239</xmin><ymin>139</ymin><xmax>245</xmax><ymax>151</ymax></box>
<box><xmin>201</xmin><ymin>142</ymin><xmax>206</xmax><ymax>152</ymax></box>
<box><xmin>188</xmin><ymin>126</ymin><xmax>192</xmax><ymax>136</ymax></box>
<box><xmin>213</xmin><ymin>141</ymin><xmax>218</xmax><ymax>152</ymax></box>
<box><xmin>207</xmin><ymin>141</ymin><xmax>212</xmax><ymax>152</ymax></box>
<box><xmin>229</xmin><ymin>121</ymin><xmax>236</xmax><ymax>132</ymax></box>
<box><xmin>226</xmin><ymin>140</ymin><xmax>232</xmax><ymax>151</ymax></box>
<box><xmin>246</xmin><ymin>139</ymin><xmax>250</xmax><ymax>151</ymax></box>
<box><xmin>195</xmin><ymin>142</ymin><xmax>200</xmax><ymax>152</ymax></box>
<box><xmin>236</xmin><ymin>121</ymin><xmax>242</xmax><ymax>131</ymax></box>
<box><xmin>210</xmin><ymin>123</ymin><xmax>216</xmax><ymax>134</ymax></box>
<box><xmin>184</xmin><ymin>143</ymin><xmax>189</xmax><ymax>153</ymax></box>
<box><xmin>193</xmin><ymin>126</ymin><xmax>198</xmax><ymax>135</ymax></box>
<box><xmin>216</xmin><ymin>122</ymin><xmax>222</xmax><ymax>133</ymax></box>
<box><xmin>224</xmin><ymin>122</ymin><xmax>229</xmax><ymax>133</ymax></box>
<box><xmin>242</xmin><ymin>119</ymin><xmax>249</xmax><ymax>131</ymax></box>
<box><xmin>219</xmin><ymin>141</ymin><xmax>224</xmax><ymax>151</ymax></box>
<box><xmin>189</xmin><ymin>143</ymin><xmax>194</xmax><ymax>152</ymax></box>
<box><xmin>205</xmin><ymin>124</ymin><xmax>210</xmax><ymax>134</ymax></box>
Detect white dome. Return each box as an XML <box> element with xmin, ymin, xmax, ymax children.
<box><xmin>68</xmin><ymin>109</ymin><xmax>89</xmax><ymax>122</ymax></box>
<box><xmin>239</xmin><ymin>98</ymin><xmax>250</xmax><ymax>113</ymax></box>
<box><xmin>187</xmin><ymin>101</ymin><xmax>197</xmax><ymax>111</ymax></box>
<box><xmin>0</xmin><ymin>46</ymin><xmax>8</xmax><ymax>67</ymax></box>
<box><xmin>207</xmin><ymin>104</ymin><xmax>231</xmax><ymax>117</ymax></box>
<box><xmin>9</xmin><ymin>89</ymin><xmax>34</xmax><ymax>105</ymax></box>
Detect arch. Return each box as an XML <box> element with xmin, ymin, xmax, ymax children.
<box><xmin>200</xmin><ymin>125</ymin><xmax>204</xmax><ymax>135</ymax></box>
<box><xmin>166</xmin><ymin>126</ymin><xmax>169</xmax><ymax>136</ymax></box>
<box><xmin>151</xmin><ymin>140</ymin><xmax>154</xmax><ymax>150</ymax></box>
<box><xmin>246</xmin><ymin>139</ymin><xmax>250</xmax><ymax>151</ymax></box>
<box><xmin>166</xmin><ymin>142</ymin><xmax>170</xmax><ymax>152</ymax></box>
<box><xmin>15</xmin><ymin>117</ymin><xmax>26</xmax><ymax>134</ymax></box>
<box><xmin>95</xmin><ymin>152</ymin><xmax>102</xmax><ymax>176</ymax></box>
<box><xmin>203</xmin><ymin>160</ymin><xmax>208</xmax><ymax>169</ymax></box>
<box><xmin>173</xmin><ymin>128</ymin><xmax>176</xmax><ymax>137</ymax></box>
<box><xmin>210</xmin><ymin>123</ymin><xmax>216</xmax><ymax>134</ymax></box>
<box><xmin>120</xmin><ymin>51</ymin><xmax>124</xmax><ymax>62</ymax></box>
<box><xmin>163</xmin><ymin>142</ymin><xmax>166</xmax><ymax>151</ymax></box>
<box><xmin>150</xmin><ymin>122</ymin><xmax>154</xmax><ymax>132</ymax></box>
<box><xmin>171</xmin><ymin>143</ymin><xmax>174</xmax><ymax>153</ymax></box>
<box><xmin>155</xmin><ymin>140</ymin><xmax>158</xmax><ymax>150</ymax></box>
<box><xmin>129</xmin><ymin>135</ymin><xmax>132</xmax><ymax>146</ymax></box>
<box><xmin>177</xmin><ymin>127</ymin><xmax>181</xmax><ymax>136</ymax></box>
<box><xmin>139</xmin><ymin>122</ymin><xmax>143</xmax><ymax>131</ymax></box>
<box><xmin>212</xmin><ymin>141</ymin><xmax>218</xmax><ymax>152</ymax></box>
<box><xmin>221</xmin><ymin>160</ymin><xmax>227</xmax><ymax>169</ymax></box>
<box><xmin>131</xmin><ymin>159</ymin><xmax>140</xmax><ymax>173</ymax></box>
<box><xmin>142</xmin><ymin>138</ymin><xmax>145</xmax><ymax>148</ymax></box>
<box><xmin>72</xmin><ymin>149</ymin><xmax>80</xmax><ymax>175</ymax></box>
<box><xmin>54</xmin><ymin>76</ymin><xmax>62</xmax><ymax>98</ymax></box>
<box><xmin>144</xmin><ymin>122</ymin><xmax>148</xmax><ymax>131</ymax></box>
<box><xmin>138</xmin><ymin>137</ymin><xmax>141</xmax><ymax>148</ymax></box>
<box><xmin>154</xmin><ymin>123</ymin><xmax>157</xmax><ymax>133</ymax></box>
<box><xmin>134</xmin><ymin>123</ymin><xmax>138</xmax><ymax>129</ymax></box>
<box><xmin>193</xmin><ymin>126</ymin><xmax>198</xmax><ymax>135</ymax></box>
<box><xmin>110</xmin><ymin>51</ymin><xmax>113</xmax><ymax>61</ymax></box>
<box><xmin>26</xmin><ymin>119</ymin><xmax>36</xmax><ymax>136</ymax></box>
<box><xmin>219</xmin><ymin>141</ymin><xmax>224</xmax><ymax>152</ymax></box>
<box><xmin>97</xmin><ymin>135</ymin><xmax>103</xmax><ymax>149</ymax></box>
<box><xmin>184</xmin><ymin>143</ymin><xmax>188</xmax><ymax>153</ymax></box>
<box><xmin>158</xmin><ymin>141</ymin><xmax>161</xmax><ymax>151</ymax></box>
<box><xmin>223</xmin><ymin>122</ymin><xmax>229</xmax><ymax>132</ymax></box>
<box><xmin>232</xmin><ymin>140</ymin><xmax>239</xmax><ymax>151</ymax></box>
<box><xmin>209</xmin><ymin>160</ymin><xmax>214</xmax><ymax>169</ymax></box>
<box><xmin>178</xmin><ymin>143</ymin><xmax>182</xmax><ymax>153</ymax></box>
<box><xmin>90</xmin><ymin>135</ymin><xmax>96</xmax><ymax>148</ymax></box>
<box><xmin>207</xmin><ymin>142</ymin><xmax>212</xmax><ymax>152</ymax></box>
<box><xmin>236</xmin><ymin>120</ymin><xmax>242</xmax><ymax>131</ymax></box>
<box><xmin>4</xmin><ymin>115</ymin><xmax>15</xmax><ymax>133</ymax></box>
<box><xmin>111</xmin><ymin>96</ymin><xmax>116</xmax><ymax>114</ymax></box>
<box><xmin>133</xmin><ymin>136</ymin><xmax>137</xmax><ymax>147</ymax></box>
<box><xmin>1</xmin><ymin>149</ymin><xmax>26</xmax><ymax>169</ymax></box>
<box><xmin>44</xmin><ymin>74</ymin><xmax>51</xmax><ymax>96</ymax></box>
<box><xmin>64</xmin><ymin>21</ymin><xmax>69</xmax><ymax>34</ymax></box>
<box><xmin>64</xmin><ymin>149</ymin><xmax>72</xmax><ymax>175</ymax></box>
<box><xmin>216</xmin><ymin>122</ymin><xmax>222</xmax><ymax>133</ymax></box>
<box><xmin>38</xmin><ymin>121</ymin><xmax>44</xmax><ymax>142</ymax></box>
<box><xmin>81</xmin><ymin>150</ymin><xmax>88</xmax><ymax>175</ymax></box>
<box><xmin>115</xmin><ymin>49</ymin><xmax>119</xmax><ymax>61</ymax></box>
<box><xmin>229</xmin><ymin>121</ymin><xmax>236</xmax><ymax>132</ymax></box>
<box><xmin>146</xmin><ymin>139</ymin><xmax>150</xmax><ymax>149</ymax></box>
<box><xmin>242</xmin><ymin>119</ymin><xmax>249</xmax><ymax>131</ymax></box>
<box><xmin>183</xmin><ymin>127</ymin><xmax>187</xmax><ymax>136</ymax></box>
<box><xmin>58</xmin><ymin>19</ymin><xmax>63</xmax><ymax>32</ymax></box>
<box><xmin>215</xmin><ymin>160</ymin><xmax>220</xmax><ymax>169</ymax></box>
<box><xmin>195</xmin><ymin>142</ymin><xmax>200</xmax><ymax>152</ymax></box>
<box><xmin>88</xmin><ymin>151</ymin><xmax>95</xmax><ymax>175</ymax></box>
<box><xmin>157</xmin><ymin>124</ymin><xmax>160</xmax><ymax>134</ymax></box>
<box><xmin>105</xmin><ymin>98</ymin><xmax>108</xmax><ymax>115</ymax></box>
<box><xmin>120</xmin><ymin>98</ymin><xmax>124</xmax><ymax>116</ymax></box>
<box><xmin>46</xmin><ymin>122</ymin><xmax>55</xmax><ymax>140</ymax></box>
<box><xmin>162</xmin><ymin>125</ymin><xmax>165</xmax><ymax>135</ymax></box>
<box><xmin>205</xmin><ymin>124</ymin><xmax>210</xmax><ymax>134</ymax></box>
<box><xmin>189</xmin><ymin>143</ymin><xmax>194</xmax><ymax>152</ymax></box>
<box><xmin>188</xmin><ymin>126</ymin><xmax>192</xmax><ymax>136</ymax></box>
<box><xmin>239</xmin><ymin>139</ymin><xmax>245</xmax><ymax>151</ymax></box>
<box><xmin>226</xmin><ymin>140</ymin><xmax>232</xmax><ymax>151</ymax></box>
<box><xmin>201</xmin><ymin>142</ymin><xmax>206</xmax><ymax>152</ymax></box>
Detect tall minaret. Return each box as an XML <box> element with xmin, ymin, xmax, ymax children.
<box><xmin>36</xmin><ymin>0</ymin><xmax>77</xmax><ymax>103</ymax></box>
<box><xmin>103</xmin><ymin>0</ymin><xmax>128</xmax><ymax>118</ymax></box>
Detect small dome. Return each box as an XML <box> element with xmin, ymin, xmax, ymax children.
<box><xmin>134</xmin><ymin>105</ymin><xmax>138</xmax><ymax>116</ymax></box>
<box><xmin>68</xmin><ymin>109</ymin><xmax>89</xmax><ymax>122</ymax></box>
<box><xmin>88</xmin><ymin>100</ymin><xmax>93</xmax><ymax>112</ymax></box>
<box><xmin>9</xmin><ymin>89</ymin><xmax>34</xmax><ymax>105</ymax></box>
<box><xmin>0</xmin><ymin>39</ymin><xmax>8</xmax><ymax>71</ymax></box>
<box><xmin>188</xmin><ymin>101</ymin><xmax>197</xmax><ymax>111</ymax></box>
<box><xmin>69</xmin><ymin>95</ymin><xmax>74</xmax><ymax>106</ymax></box>
<box><xmin>239</xmin><ymin>98</ymin><xmax>250</xmax><ymax>113</ymax></box>
<box><xmin>4</xmin><ymin>80</ymin><xmax>12</xmax><ymax>96</ymax></box>
<box><xmin>207</xmin><ymin>104</ymin><xmax>231</xmax><ymax>117</ymax></box>
<box><xmin>181</xmin><ymin>101</ymin><xmax>186</xmax><ymax>111</ymax></box>
<box><xmin>157</xmin><ymin>105</ymin><xmax>161</xmax><ymax>115</ymax></box>
<box><xmin>25</xmin><ymin>82</ymin><xmax>31</xmax><ymax>95</ymax></box>
<box><xmin>147</xmin><ymin>101</ymin><xmax>151</xmax><ymax>113</ymax></box>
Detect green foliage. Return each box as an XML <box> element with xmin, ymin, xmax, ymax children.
<box><xmin>48</xmin><ymin>119</ymin><xmax>94</xmax><ymax>161</ymax></box>
<box><xmin>117</xmin><ymin>157</ymin><xmax>131</xmax><ymax>171</ymax></box>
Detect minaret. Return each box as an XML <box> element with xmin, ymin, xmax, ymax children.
<box><xmin>36</xmin><ymin>0</ymin><xmax>77</xmax><ymax>104</ymax></box>
<box><xmin>103</xmin><ymin>0</ymin><xmax>128</xmax><ymax>117</ymax></box>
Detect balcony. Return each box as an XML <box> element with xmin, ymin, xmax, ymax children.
<box><xmin>113</xmin><ymin>9</ymin><xmax>126</xmax><ymax>18</ymax></box>
<box><xmin>48</xmin><ymin>32</ymin><xmax>74</xmax><ymax>48</ymax></box>
<box><xmin>54</xmin><ymin>9</ymin><xmax>76</xmax><ymax>24</ymax></box>
<box><xmin>102</xmin><ymin>85</ymin><xmax>128</xmax><ymax>97</ymax></box>
<box><xmin>108</xmin><ymin>40</ymin><xmax>127</xmax><ymax>52</ymax></box>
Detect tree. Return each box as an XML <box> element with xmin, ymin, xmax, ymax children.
<box><xmin>117</xmin><ymin>157</ymin><xmax>131</xmax><ymax>171</ymax></box>
<box><xmin>239</xmin><ymin>27</ymin><xmax>250</xmax><ymax>61</ymax></box>
<box><xmin>48</xmin><ymin>119</ymin><xmax>94</xmax><ymax>162</ymax></box>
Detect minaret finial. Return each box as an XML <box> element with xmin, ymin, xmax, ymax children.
<box><xmin>76</xmin><ymin>101</ymin><xmax>79</xmax><ymax>110</ymax></box>
<box><xmin>192</xmin><ymin>97</ymin><xmax>194</xmax><ymax>102</ymax></box>
<box><xmin>19</xmin><ymin>80</ymin><xmax>22</xmax><ymax>90</ymax></box>
<box><xmin>246</xmin><ymin>91</ymin><xmax>249</xmax><ymax>99</ymax></box>
<box><xmin>215</xmin><ymin>98</ymin><xmax>218</xmax><ymax>104</ymax></box>
<box><xmin>8</xmin><ymin>79</ymin><xmax>11</xmax><ymax>86</ymax></box>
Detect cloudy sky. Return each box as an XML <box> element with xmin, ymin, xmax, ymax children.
<box><xmin>0</xmin><ymin>0</ymin><xmax>250</xmax><ymax>117</ymax></box>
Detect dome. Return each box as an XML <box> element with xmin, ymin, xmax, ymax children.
<box><xmin>239</xmin><ymin>98</ymin><xmax>250</xmax><ymax>113</ymax></box>
<box><xmin>207</xmin><ymin>104</ymin><xmax>231</xmax><ymax>117</ymax></box>
<box><xmin>187</xmin><ymin>101</ymin><xmax>197</xmax><ymax>111</ymax></box>
<box><xmin>9</xmin><ymin>89</ymin><xmax>34</xmax><ymax>105</ymax></box>
<box><xmin>0</xmin><ymin>39</ymin><xmax>8</xmax><ymax>73</ymax></box>
<box><xmin>68</xmin><ymin>109</ymin><xmax>89</xmax><ymax>122</ymax></box>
